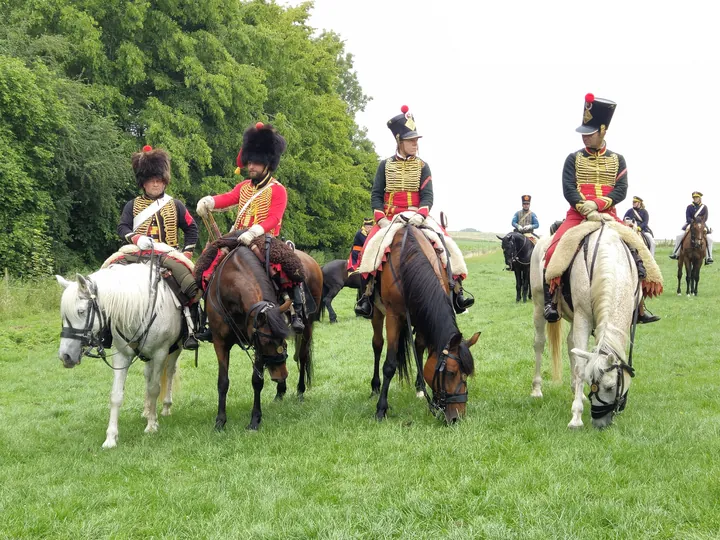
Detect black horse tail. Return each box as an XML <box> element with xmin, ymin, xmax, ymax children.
<box><xmin>319</xmin><ymin>282</ymin><xmax>329</xmax><ymax>321</ymax></box>
<box><xmin>394</xmin><ymin>322</ymin><xmax>411</xmax><ymax>383</ymax></box>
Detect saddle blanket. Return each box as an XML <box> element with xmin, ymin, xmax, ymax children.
<box><xmin>545</xmin><ymin>220</ymin><xmax>663</xmax><ymax>297</ymax></box>
<box><xmin>357</xmin><ymin>211</ymin><xmax>468</xmax><ymax>278</ymax></box>
<box><xmin>102</xmin><ymin>244</ymin><xmax>194</xmax><ymax>271</ymax></box>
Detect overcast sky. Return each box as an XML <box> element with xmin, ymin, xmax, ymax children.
<box><xmin>289</xmin><ymin>0</ymin><xmax>717</xmax><ymax>239</ymax></box>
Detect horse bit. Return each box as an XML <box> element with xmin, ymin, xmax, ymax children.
<box><xmin>587</xmin><ymin>347</ymin><xmax>635</xmax><ymax>419</ymax></box>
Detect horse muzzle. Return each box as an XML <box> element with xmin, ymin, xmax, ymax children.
<box><xmin>59</xmin><ymin>351</ymin><xmax>81</xmax><ymax>368</ymax></box>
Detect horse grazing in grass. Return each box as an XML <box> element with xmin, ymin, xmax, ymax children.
<box><xmin>320</xmin><ymin>259</ymin><xmax>362</xmax><ymax>323</ymax></box>
<box><xmin>204</xmin><ymin>244</ymin><xmax>322</xmax><ymax>430</ymax></box>
<box><xmin>498</xmin><ymin>231</ymin><xmax>534</xmax><ymax>303</ymax></box>
<box><xmin>530</xmin><ymin>223</ymin><xmax>641</xmax><ymax>429</ymax></box>
<box><xmin>677</xmin><ymin>217</ymin><xmax>706</xmax><ymax>296</ymax></box>
<box><xmin>371</xmin><ymin>225</ymin><xmax>480</xmax><ymax>424</ymax></box>
<box><xmin>56</xmin><ymin>263</ymin><xmax>183</xmax><ymax>449</ymax></box>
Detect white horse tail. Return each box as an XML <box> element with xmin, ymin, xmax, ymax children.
<box><xmin>547</xmin><ymin>319</ymin><xmax>563</xmax><ymax>382</ymax></box>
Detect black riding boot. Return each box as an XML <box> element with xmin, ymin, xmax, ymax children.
<box><xmin>543</xmin><ymin>271</ymin><xmax>560</xmax><ymax>322</ymax></box>
<box><xmin>354</xmin><ymin>275</ymin><xmax>374</xmax><ymax>319</ymax></box>
<box><xmin>452</xmin><ymin>277</ymin><xmax>474</xmax><ymax>314</ymax></box>
<box><xmin>290</xmin><ymin>285</ymin><xmax>305</xmax><ymax>334</ymax></box>
<box><xmin>637</xmin><ymin>300</ymin><xmax>660</xmax><ymax>324</ymax></box>
<box><xmin>629</xmin><ymin>248</ymin><xmax>647</xmax><ymax>280</ymax></box>
<box><xmin>182</xmin><ymin>304</ymin><xmax>199</xmax><ymax>350</ymax></box>
<box><xmin>194</xmin><ymin>302</ymin><xmax>213</xmax><ymax>342</ymax></box>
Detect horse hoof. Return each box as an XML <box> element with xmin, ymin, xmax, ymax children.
<box><xmin>274</xmin><ymin>394</ymin><xmax>284</xmax><ymax>402</ymax></box>
<box><xmin>297</xmin><ymin>393</ymin><xmax>304</xmax><ymax>403</ymax></box>
<box><xmin>214</xmin><ymin>420</ymin><xmax>226</xmax><ymax>431</ymax></box>
<box><xmin>161</xmin><ymin>406</ymin><xmax>172</xmax><ymax>416</ymax></box>
<box><xmin>567</xmin><ymin>420</ymin><xmax>584</xmax><ymax>429</ymax></box>
<box><xmin>246</xmin><ymin>423</ymin><xmax>259</xmax><ymax>431</ymax></box>
<box><xmin>330</xmin><ymin>319</ymin><xmax>338</xmax><ymax>324</ymax></box>
<box><xmin>101</xmin><ymin>438</ymin><xmax>117</xmax><ymax>449</ymax></box>
<box><xmin>144</xmin><ymin>422</ymin><xmax>159</xmax><ymax>434</ymax></box>
<box><xmin>530</xmin><ymin>390</ymin><xmax>543</xmax><ymax>398</ymax></box>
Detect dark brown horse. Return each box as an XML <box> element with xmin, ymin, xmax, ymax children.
<box><xmin>371</xmin><ymin>225</ymin><xmax>480</xmax><ymax>424</ymax></box>
<box><xmin>677</xmin><ymin>216</ymin><xmax>706</xmax><ymax>296</ymax></box>
<box><xmin>204</xmin><ymin>245</ymin><xmax>322</xmax><ymax>430</ymax></box>
<box><xmin>320</xmin><ymin>259</ymin><xmax>362</xmax><ymax>323</ymax></box>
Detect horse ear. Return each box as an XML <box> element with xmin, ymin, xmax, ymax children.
<box><xmin>449</xmin><ymin>333</ymin><xmax>462</xmax><ymax>349</ymax></box>
<box><xmin>76</xmin><ymin>273</ymin><xmax>89</xmax><ymax>293</ymax></box>
<box><xmin>56</xmin><ymin>275</ymin><xmax>71</xmax><ymax>289</ymax></box>
<box><xmin>465</xmin><ymin>331</ymin><xmax>481</xmax><ymax>348</ymax></box>
<box><xmin>496</xmin><ymin>235</ymin><xmax>505</xmax><ymax>241</ymax></box>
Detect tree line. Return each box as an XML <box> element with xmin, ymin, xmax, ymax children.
<box><xmin>0</xmin><ymin>0</ymin><xmax>378</xmax><ymax>277</ymax></box>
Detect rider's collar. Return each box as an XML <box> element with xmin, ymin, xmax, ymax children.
<box><xmin>584</xmin><ymin>142</ymin><xmax>607</xmax><ymax>157</ymax></box>
<box><xmin>395</xmin><ymin>152</ymin><xmax>416</xmax><ymax>161</ymax></box>
<box><xmin>141</xmin><ymin>192</ymin><xmax>165</xmax><ymax>201</ymax></box>
<box><xmin>252</xmin><ymin>172</ymin><xmax>273</xmax><ymax>188</ymax></box>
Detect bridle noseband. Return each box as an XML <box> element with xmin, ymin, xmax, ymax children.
<box><xmin>587</xmin><ymin>350</ymin><xmax>635</xmax><ymax>419</ymax></box>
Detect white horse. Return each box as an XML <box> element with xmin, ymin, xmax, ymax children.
<box><xmin>530</xmin><ymin>224</ymin><xmax>641</xmax><ymax>429</ymax></box>
<box><xmin>56</xmin><ymin>262</ymin><xmax>183</xmax><ymax>448</ymax></box>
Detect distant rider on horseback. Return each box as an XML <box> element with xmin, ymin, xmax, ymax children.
<box><xmin>623</xmin><ymin>195</ymin><xmax>656</xmax><ymax>257</ymax></box>
<box><xmin>354</xmin><ymin>105</ymin><xmax>474</xmax><ymax>317</ymax></box>
<box><xmin>512</xmin><ymin>194</ymin><xmax>539</xmax><ymax>243</ymax></box>
<box><xmin>669</xmin><ymin>191</ymin><xmax>713</xmax><ymax>264</ymax></box>
<box><xmin>196</xmin><ymin>122</ymin><xmax>307</xmax><ymax>333</ymax></box>
<box><xmin>117</xmin><ymin>146</ymin><xmax>201</xmax><ymax>349</ymax></box>
<box><xmin>543</xmin><ymin>94</ymin><xmax>659</xmax><ymax>325</ymax></box>
<box><xmin>348</xmin><ymin>217</ymin><xmax>373</xmax><ymax>272</ymax></box>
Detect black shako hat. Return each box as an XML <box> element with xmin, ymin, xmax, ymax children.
<box><xmin>576</xmin><ymin>93</ymin><xmax>617</xmax><ymax>134</ymax></box>
<box><xmin>387</xmin><ymin>105</ymin><xmax>422</xmax><ymax>141</ymax></box>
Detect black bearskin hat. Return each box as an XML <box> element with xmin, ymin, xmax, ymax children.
<box><xmin>132</xmin><ymin>146</ymin><xmax>170</xmax><ymax>189</ymax></box>
<box><xmin>238</xmin><ymin>122</ymin><xmax>286</xmax><ymax>172</ymax></box>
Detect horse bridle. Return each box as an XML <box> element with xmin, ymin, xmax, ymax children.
<box><xmin>507</xmin><ymin>233</ymin><xmax>530</xmax><ymax>267</ymax></box>
<box><xmin>430</xmin><ymin>344</ymin><xmax>468</xmax><ymax>411</ymax></box>
<box><xmin>60</xmin><ymin>277</ymin><xmax>109</xmax><ymax>359</ymax></box>
<box><xmin>587</xmin><ymin>349</ymin><xmax>635</xmax><ymax>419</ymax></box>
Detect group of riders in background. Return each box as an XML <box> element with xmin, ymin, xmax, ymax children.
<box><xmin>108</xmin><ymin>93</ymin><xmax>712</xmax><ymax>351</ymax></box>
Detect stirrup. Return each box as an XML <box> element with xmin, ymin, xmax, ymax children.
<box><xmin>354</xmin><ymin>296</ymin><xmax>373</xmax><ymax>319</ymax></box>
<box><xmin>183</xmin><ymin>334</ymin><xmax>199</xmax><ymax>350</ymax></box>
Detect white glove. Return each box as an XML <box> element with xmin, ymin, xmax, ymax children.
<box><xmin>579</xmin><ymin>200</ymin><xmax>598</xmax><ymax>216</ymax></box>
<box><xmin>378</xmin><ymin>217</ymin><xmax>390</xmax><ymax>228</ymax></box>
<box><xmin>238</xmin><ymin>224</ymin><xmax>264</xmax><ymax>246</ymax></box>
<box><xmin>408</xmin><ymin>212</ymin><xmax>425</xmax><ymax>227</ymax></box>
<box><xmin>135</xmin><ymin>235</ymin><xmax>154</xmax><ymax>250</ymax></box>
<box><xmin>196</xmin><ymin>196</ymin><xmax>215</xmax><ymax>216</ymax></box>
<box><xmin>586</xmin><ymin>210</ymin><xmax>613</xmax><ymax>223</ymax></box>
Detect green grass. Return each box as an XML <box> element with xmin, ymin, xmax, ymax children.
<box><xmin>1</xmin><ymin>247</ymin><xmax>719</xmax><ymax>538</ymax></box>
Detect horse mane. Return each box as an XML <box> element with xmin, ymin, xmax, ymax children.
<box><xmin>399</xmin><ymin>228</ymin><xmax>474</xmax><ymax>375</ymax></box>
<box><xmin>67</xmin><ymin>264</ymin><xmax>174</xmax><ymax>330</ymax></box>
<box><xmin>232</xmin><ymin>246</ymin><xmax>290</xmax><ymax>340</ymax></box>
<box><xmin>588</xmin><ymin>229</ymin><xmax>631</xmax><ymax>362</ymax></box>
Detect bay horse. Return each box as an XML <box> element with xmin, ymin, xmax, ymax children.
<box><xmin>204</xmin><ymin>244</ymin><xmax>322</xmax><ymax>430</ymax></box>
<box><xmin>529</xmin><ymin>223</ymin><xmax>641</xmax><ymax>429</ymax></box>
<box><xmin>677</xmin><ymin>217</ymin><xmax>706</xmax><ymax>296</ymax></box>
<box><xmin>56</xmin><ymin>262</ymin><xmax>183</xmax><ymax>449</ymax></box>
<box><xmin>371</xmin><ymin>225</ymin><xmax>480</xmax><ymax>424</ymax></box>
<box><xmin>497</xmin><ymin>231</ymin><xmax>534</xmax><ymax>303</ymax></box>
<box><xmin>320</xmin><ymin>259</ymin><xmax>362</xmax><ymax>323</ymax></box>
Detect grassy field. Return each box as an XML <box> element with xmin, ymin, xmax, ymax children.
<box><xmin>1</xmin><ymin>245</ymin><xmax>719</xmax><ymax>538</ymax></box>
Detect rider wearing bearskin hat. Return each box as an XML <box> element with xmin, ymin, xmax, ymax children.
<box><xmin>543</xmin><ymin>94</ymin><xmax>659</xmax><ymax>324</ymax></box>
<box><xmin>354</xmin><ymin>105</ymin><xmax>474</xmax><ymax>317</ymax></box>
<box><xmin>117</xmin><ymin>146</ymin><xmax>201</xmax><ymax>349</ymax></box>
<box><xmin>197</xmin><ymin>122</ymin><xmax>307</xmax><ymax>333</ymax></box>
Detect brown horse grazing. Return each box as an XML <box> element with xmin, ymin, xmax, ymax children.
<box><xmin>371</xmin><ymin>225</ymin><xmax>480</xmax><ymax>424</ymax></box>
<box><xmin>678</xmin><ymin>217</ymin><xmax>706</xmax><ymax>296</ymax></box>
<box><xmin>204</xmin><ymin>245</ymin><xmax>322</xmax><ymax>430</ymax></box>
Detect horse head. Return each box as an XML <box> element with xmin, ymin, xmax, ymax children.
<box><xmin>571</xmin><ymin>347</ymin><xmax>634</xmax><ymax>429</ymax></box>
<box><xmin>56</xmin><ymin>274</ymin><xmax>107</xmax><ymax>368</ymax></box>
<box><xmin>424</xmin><ymin>331</ymin><xmax>481</xmax><ymax>424</ymax></box>
<box><xmin>497</xmin><ymin>233</ymin><xmax>518</xmax><ymax>269</ymax></box>
<box><xmin>251</xmin><ymin>299</ymin><xmax>292</xmax><ymax>382</ymax></box>
<box><xmin>690</xmin><ymin>217</ymin><xmax>707</xmax><ymax>250</ymax></box>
